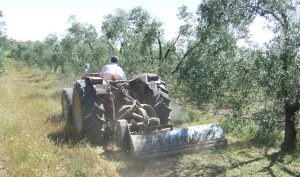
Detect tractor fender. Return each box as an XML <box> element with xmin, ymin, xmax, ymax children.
<box><xmin>84</xmin><ymin>77</ymin><xmax>110</xmax><ymax>95</ymax></box>
<box><xmin>131</xmin><ymin>73</ymin><xmax>160</xmax><ymax>84</ymax></box>
<box><xmin>130</xmin><ymin>73</ymin><xmax>168</xmax><ymax>92</ymax></box>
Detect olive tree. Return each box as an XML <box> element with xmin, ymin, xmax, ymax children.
<box><xmin>252</xmin><ymin>0</ymin><xmax>300</xmax><ymax>150</ymax></box>
<box><xmin>0</xmin><ymin>10</ymin><xmax>5</xmax><ymax>74</ymax></box>
<box><xmin>101</xmin><ymin>7</ymin><xmax>168</xmax><ymax>76</ymax></box>
<box><xmin>0</xmin><ymin>10</ymin><xmax>6</xmax><ymax>47</ymax></box>
<box><xmin>174</xmin><ymin>0</ymin><xmax>300</xmax><ymax>150</ymax></box>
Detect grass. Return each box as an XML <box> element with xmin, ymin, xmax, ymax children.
<box><xmin>183</xmin><ymin>106</ymin><xmax>221</xmax><ymax>125</ymax></box>
<box><xmin>0</xmin><ymin>56</ymin><xmax>300</xmax><ymax>176</ymax></box>
<box><xmin>0</xmin><ymin>57</ymin><xmax>118</xmax><ymax>177</ymax></box>
<box><xmin>117</xmin><ymin>137</ymin><xmax>300</xmax><ymax>177</ymax></box>
<box><xmin>170</xmin><ymin>103</ymin><xmax>221</xmax><ymax>127</ymax></box>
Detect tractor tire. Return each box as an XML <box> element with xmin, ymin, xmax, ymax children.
<box><xmin>61</xmin><ymin>88</ymin><xmax>73</xmax><ymax>121</ymax></box>
<box><xmin>72</xmin><ymin>80</ymin><xmax>105</xmax><ymax>145</ymax></box>
<box><xmin>145</xmin><ymin>81</ymin><xmax>171</xmax><ymax>125</ymax></box>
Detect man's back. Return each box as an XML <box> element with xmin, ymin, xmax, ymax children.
<box><xmin>100</xmin><ymin>63</ymin><xmax>127</xmax><ymax>80</ymax></box>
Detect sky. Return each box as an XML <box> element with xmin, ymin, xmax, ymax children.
<box><xmin>0</xmin><ymin>0</ymin><xmax>273</xmax><ymax>44</ymax></box>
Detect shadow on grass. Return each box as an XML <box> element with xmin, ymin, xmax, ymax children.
<box><xmin>47</xmin><ymin>123</ymin><xmax>83</xmax><ymax>146</ymax></box>
<box><xmin>45</xmin><ymin>114</ymin><xmax>65</xmax><ymax>124</ymax></box>
<box><xmin>46</xmin><ymin>114</ymin><xmax>104</xmax><ymax>147</ymax></box>
<box><xmin>46</xmin><ymin>114</ymin><xmax>83</xmax><ymax>146</ymax></box>
<box><xmin>258</xmin><ymin>149</ymin><xmax>299</xmax><ymax>177</ymax></box>
<box><xmin>219</xmin><ymin>141</ymin><xmax>299</xmax><ymax>176</ymax></box>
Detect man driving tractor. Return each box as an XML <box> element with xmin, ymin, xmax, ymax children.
<box><xmin>99</xmin><ymin>56</ymin><xmax>127</xmax><ymax>81</ymax></box>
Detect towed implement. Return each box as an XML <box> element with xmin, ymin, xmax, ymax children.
<box><xmin>61</xmin><ymin>73</ymin><xmax>226</xmax><ymax>157</ymax></box>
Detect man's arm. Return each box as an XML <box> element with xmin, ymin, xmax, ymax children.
<box><xmin>99</xmin><ymin>65</ymin><xmax>108</xmax><ymax>77</ymax></box>
<box><xmin>118</xmin><ymin>67</ymin><xmax>127</xmax><ymax>80</ymax></box>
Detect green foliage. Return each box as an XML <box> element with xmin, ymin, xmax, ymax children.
<box><xmin>174</xmin><ymin>1</ymin><xmax>257</xmax><ymax>108</ymax></box>
<box><xmin>173</xmin><ymin>0</ymin><xmax>300</xmax><ymax>149</ymax></box>
<box><xmin>101</xmin><ymin>9</ymin><xmax>129</xmax><ymax>44</ymax></box>
<box><xmin>219</xmin><ymin>114</ymin><xmax>237</xmax><ymax>133</ymax></box>
<box><xmin>0</xmin><ymin>10</ymin><xmax>10</xmax><ymax>62</ymax></box>
<box><xmin>0</xmin><ymin>10</ymin><xmax>6</xmax><ymax>47</ymax></box>
<box><xmin>220</xmin><ymin>113</ymin><xmax>282</xmax><ymax>147</ymax></box>
<box><xmin>101</xmin><ymin>7</ymin><xmax>171</xmax><ymax>77</ymax></box>
<box><xmin>251</xmin><ymin>126</ymin><xmax>282</xmax><ymax>147</ymax></box>
<box><xmin>11</xmin><ymin>17</ymin><xmax>113</xmax><ymax>77</ymax></box>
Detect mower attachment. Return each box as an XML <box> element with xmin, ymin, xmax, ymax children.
<box><xmin>116</xmin><ymin>120</ymin><xmax>227</xmax><ymax>158</ymax></box>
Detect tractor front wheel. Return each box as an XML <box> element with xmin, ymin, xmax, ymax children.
<box><xmin>61</xmin><ymin>88</ymin><xmax>73</xmax><ymax>121</ymax></box>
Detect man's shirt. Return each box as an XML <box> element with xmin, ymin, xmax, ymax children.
<box><xmin>99</xmin><ymin>63</ymin><xmax>127</xmax><ymax>80</ymax></box>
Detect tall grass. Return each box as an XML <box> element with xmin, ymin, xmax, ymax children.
<box><xmin>220</xmin><ymin>114</ymin><xmax>283</xmax><ymax>147</ymax></box>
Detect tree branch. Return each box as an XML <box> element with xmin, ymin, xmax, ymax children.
<box><xmin>99</xmin><ymin>37</ymin><xmax>115</xmax><ymax>53</ymax></box>
<box><xmin>163</xmin><ymin>34</ymin><xmax>181</xmax><ymax>59</ymax></box>
<box><xmin>157</xmin><ymin>36</ymin><xmax>162</xmax><ymax>60</ymax></box>
<box><xmin>249</xmin><ymin>3</ymin><xmax>284</xmax><ymax>26</ymax></box>
<box><xmin>171</xmin><ymin>41</ymin><xmax>200</xmax><ymax>75</ymax></box>
<box><xmin>88</xmin><ymin>41</ymin><xmax>94</xmax><ymax>52</ymax></box>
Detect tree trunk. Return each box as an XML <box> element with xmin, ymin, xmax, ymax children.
<box><xmin>157</xmin><ymin>37</ymin><xmax>162</xmax><ymax>61</ymax></box>
<box><xmin>171</xmin><ymin>42</ymin><xmax>200</xmax><ymax>75</ymax></box>
<box><xmin>88</xmin><ymin>41</ymin><xmax>94</xmax><ymax>52</ymax></box>
<box><xmin>281</xmin><ymin>102</ymin><xmax>298</xmax><ymax>151</ymax></box>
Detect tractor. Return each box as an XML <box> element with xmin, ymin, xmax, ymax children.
<box><xmin>61</xmin><ymin>73</ymin><xmax>226</xmax><ymax>157</ymax></box>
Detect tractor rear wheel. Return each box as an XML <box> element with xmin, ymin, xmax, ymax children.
<box><xmin>61</xmin><ymin>88</ymin><xmax>73</xmax><ymax>121</ymax></box>
<box><xmin>72</xmin><ymin>80</ymin><xmax>105</xmax><ymax>145</ymax></box>
<box><xmin>145</xmin><ymin>81</ymin><xmax>171</xmax><ymax>125</ymax></box>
